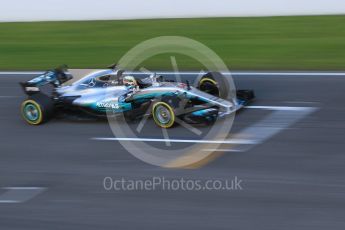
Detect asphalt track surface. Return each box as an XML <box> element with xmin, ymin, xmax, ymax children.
<box><xmin>1</xmin><ymin>72</ymin><xmax>345</xmax><ymax>229</ymax></box>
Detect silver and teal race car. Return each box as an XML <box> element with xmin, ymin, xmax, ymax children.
<box><xmin>20</xmin><ymin>65</ymin><xmax>254</xmax><ymax>128</ymax></box>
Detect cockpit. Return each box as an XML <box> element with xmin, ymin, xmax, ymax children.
<box><xmin>74</xmin><ymin>69</ymin><xmax>156</xmax><ymax>89</ymax></box>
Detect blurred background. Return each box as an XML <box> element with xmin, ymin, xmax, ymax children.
<box><xmin>1</xmin><ymin>1</ymin><xmax>345</xmax><ymax>230</ymax></box>
<box><xmin>0</xmin><ymin>0</ymin><xmax>345</xmax><ymax>70</ymax></box>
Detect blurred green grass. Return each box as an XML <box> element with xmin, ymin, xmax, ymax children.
<box><xmin>0</xmin><ymin>15</ymin><xmax>345</xmax><ymax>70</ymax></box>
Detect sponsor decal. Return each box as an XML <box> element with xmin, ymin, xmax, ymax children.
<box><xmin>96</xmin><ymin>101</ymin><xmax>120</xmax><ymax>109</ymax></box>
<box><xmin>25</xmin><ymin>87</ymin><xmax>40</xmax><ymax>92</ymax></box>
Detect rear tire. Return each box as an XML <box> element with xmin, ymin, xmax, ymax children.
<box><xmin>21</xmin><ymin>94</ymin><xmax>54</xmax><ymax>125</ymax></box>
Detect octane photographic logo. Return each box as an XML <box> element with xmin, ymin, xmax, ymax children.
<box><xmin>106</xmin><ymin>36</ymin><xmax>236</xmax><ymax>168</ymax></box>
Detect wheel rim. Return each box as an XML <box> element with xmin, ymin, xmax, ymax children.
<box><xmin>199</xmin><ymin>79</ymin><xmax>220</xmax><ymax>97</ymax></box>
<box><xmin>155</xmin><ymin>105</ymin><xmax>172</xmax><ymax>125</ymax></box>
<box><xmin>24</xmin><ymin>103</ymin><xmax>39</xmax><ymax>121</ymax></box>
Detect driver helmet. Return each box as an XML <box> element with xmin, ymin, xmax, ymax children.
<box><xmin>123</xmin><ymin>76</ymin><xmax>137</xmax><ymax>86</ymax></box>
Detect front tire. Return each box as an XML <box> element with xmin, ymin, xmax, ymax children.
<box><xmin>21</xmin><ymin>94</ymin><xmax>54</xmax><ymax>125</ymax></box>
<box><xmin>197</xmin><ymin>72</ymin><xmax>229</xmax><ymax>99</ymax></box>
<box><xmin>152</xmin><ymin>101</ymin><xmax>176</xmax><ymax>128</ymax></box>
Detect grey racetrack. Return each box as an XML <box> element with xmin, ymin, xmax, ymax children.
<box><xmin>1</xmin><ymin>72</ymin><xmax>345</xmax><ymax>230</ymax></box>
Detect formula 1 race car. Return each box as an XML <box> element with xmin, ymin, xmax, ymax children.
<box><xmin>20</xmin><ymin>65</ymin><xmax>254</xmax><ymax>128</ymax></box>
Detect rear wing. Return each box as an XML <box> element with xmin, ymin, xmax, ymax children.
<box><xmin>20</xmin><ymin>67</ymin><xmax>72</xmax><ymax>95</ymax></box>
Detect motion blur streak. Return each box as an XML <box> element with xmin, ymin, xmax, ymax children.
<box><xmin>0</xmin><ymin>72</ymin><xmax>344</xmax><ymax>229</ymax></box>
<box><xmin>0</xmin><ymin>187</ymin><xmax>46</xmax><ymax>203</ymax></box>
<box><xmin>92</xmin><ymin>137</ymin><xmax>257</xmax><ymax>145</ymax></box>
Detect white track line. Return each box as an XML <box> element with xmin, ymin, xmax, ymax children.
<box><xmin>0</xmin><ymin>187</ymin><xmax>46</xmax><ymax>204</ymax></box>
<box><xmin>228</xmin><ymin>106</ymin><xmax>317</xmax><ymax>152</ymax></box>
<box><xmin>0</xmin><ymin>72</ymin><xmax>43</xmax><ymax>75</ymax></box>
<box><xmin>92</xmin><ymin>106</ymin><xmax>316</xmax><ymax>147</ymax></box>
<box><xmin>3</xmin><ymin>187</ymin><xmax>44</xmax><ymax>190</ymax></box>
<box><xmin>127</xmin><ymin>71</ymin><xmax>345</xmax><ymax>76</ymax></box>
<box><xmin>1</xmin><ymin>71</ymin><xmax>345</xmax><ymax>76</ymax></box>
<box><xmin>91</xmin><ymin>137</ymin><xmax>257</xmax><ymax>145</ymax></box>
<box><xmin>0</xmin><ymin>200</ymin><xmax>20</xmax><ymax>203</ymax></box>
<box><xmin>244</xmin><ymin>105</ymin><xmax>313</xmax><ymax>111</ymax></box>
<box><xmin>229</xmin><ymin>72</ymin><xmax>345</xmax><ymax>76</ymax></box>
<box><xmin>202</xmin><ymin>148</ymin><xmax>242</xmax><ymax>152</ymax></box>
